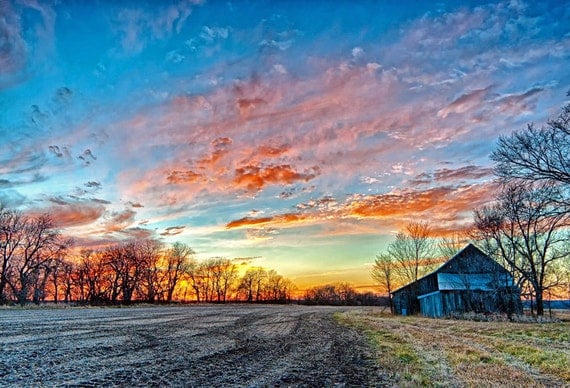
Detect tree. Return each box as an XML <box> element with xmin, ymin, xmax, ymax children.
<box><xmin>491</xmin><ymin>103</ymin><xmax>570</xmax><ymax>192</ymax></box>
<box><xmin>264</xmin><ymin>269</ymin><xmax>295</xmax><ymax>303</ymax></box>
<box><xmin>7</xmin><ymin>214</ymin><xmax>68</xmax><ymax>305</ymax></box>
<box><xmin>437</xmin><ymin>232</ymin><xmax>469</xmax><ymax>259</ymax></box>
<box><xmin>136</xmin><ymin>239</ymin><xmax>164</xmax><ymax>303</ymax></box>
<box><xmin>0</xmin><ymin>206</ymin><xmax>24</xmax><ymax>303</ymax></box>
<box><xmin>211</xmin><ymin>258</ymin><xmax>238</xmax><ymax>303</ymax></box>
<box><xmin>238</xmin><ymin>267</ymin><xmax>267</xmax><ymax>302</ymax></box>
<box><xmin>164</xmin><ymin>242</ymin><xmax>194</xmax><ymax>302</ymax></box>
<box><xmin>474</xmin><ymin>183</ymin><xmax>570</xmax><ymax>316</ymax></box>
<box><xmin>388</xmin><ymin>221</ymin><xmax>438</xmax><ymax>284</ymax></box>
<box><xmin>371</xmin><ymin>253</ymin><xmax>395</xmax><ymax>313</ymax></box>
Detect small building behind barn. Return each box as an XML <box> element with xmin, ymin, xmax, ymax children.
<box><xmin>391</xmin><ymin>244</ymin><xmax>521</xmax><ymax>318</ymax></box>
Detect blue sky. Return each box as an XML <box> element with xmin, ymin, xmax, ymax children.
<box><xmin>1</xmin><ymin>0</ymin><xmax>569</xmax><ymax>290</ymax></box>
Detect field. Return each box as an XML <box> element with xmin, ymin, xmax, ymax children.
<box><xmin>1</xmin><ymin>305</ymin><xmax>568</xmax><ymax>387</ymax></box>
<box><xmin>338</xmin><ymin>310</ymin><xmax>570</xmax><ymax>387</ymax></box>
<box><xmin>0</xmin><ymin>305</ymin><xmax>387</xmax><ymax>387</ymax></box>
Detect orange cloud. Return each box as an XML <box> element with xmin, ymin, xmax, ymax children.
<box><xmin>226</xmin><ymin>182</ymin><xmax>497</xmax><ymax>236</ymax></box>
<box><xmin>226</xmin><ymin>216</ymin><xmax>274</xmax><ymax>229</ymax></box>
<box><xmin>46</xmin><ymin>203</ymin><xmax>106</xmax><ymax>228</ymax></box>
<box><xmin>233</xmin><ymin>164</ymin><xmax>319</xmax><ymax>192</ymax></box>
<box><xmin>226</xmin><ymin>212</ymin><xmax>312</xmax><ymax>229</ymax></box>
<box><xmin>167</xmin><ymin>169</ymin><xmax>204</xmax><ymax>184</ymax></box>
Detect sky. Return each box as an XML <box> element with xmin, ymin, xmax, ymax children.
<box><xmin>1</xmin><ymin>0</ymin><xmax>569</xmax><ymax>291</ymax></box>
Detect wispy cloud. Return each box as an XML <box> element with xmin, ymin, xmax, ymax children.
<box><xmin>114</xmin><ymin>1</ymin><xmax>198</xmax><ymax>55</ymax></box>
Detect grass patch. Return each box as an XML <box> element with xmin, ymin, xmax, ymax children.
<box><xmin>335</xmin><ymin>310</ymin><xmax>570</xmax><ymax>386</ymax></box>
<box><xmin>336</xmin><ymin>312</ymin><xmax>436</xmax><ymax>386</ymax></box>
<box><xmin>495</xmin><ymin>342</ymin><xmax>570</xmax><ymax>380</ymax></box>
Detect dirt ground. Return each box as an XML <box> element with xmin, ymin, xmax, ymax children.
<box><xmin>0</xmin><ymin>305</ymin><xmax>389</xmax><ymax>387</ymax></box>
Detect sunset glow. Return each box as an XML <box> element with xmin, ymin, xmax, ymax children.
<box><xmin>2</xmin><ymin>0</ymin><xmax>569</xmax><ymax>291</ymax></box>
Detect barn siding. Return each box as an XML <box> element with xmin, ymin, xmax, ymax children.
<box><xmin>418</xmin><ymin>291</ymin><xmax>443</xmax><ymax>317</ymax></box>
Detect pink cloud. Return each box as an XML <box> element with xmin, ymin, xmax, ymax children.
<box><xmin>42</xmin><ymin>203</ymin><xmax>106</xmax><ymax>228</ymax></box>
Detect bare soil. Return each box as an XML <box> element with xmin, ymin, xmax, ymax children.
<box><xmin>0</xmin><ymin>305</ymin><xmax>389</xmax><ymax>387</ymax></box>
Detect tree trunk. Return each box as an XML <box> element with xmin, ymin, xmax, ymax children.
<box><xmin>535</xmin><ymin>290</ymin><xmax>544</xmax><ymax>316</ymax></box>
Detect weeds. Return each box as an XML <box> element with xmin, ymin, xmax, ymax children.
<box><xmin>336</xmin><ymin>310</ymin><xmax>570</xmax><ymax>387</ymax></box>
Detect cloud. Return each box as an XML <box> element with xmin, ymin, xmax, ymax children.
<box><xmin>245</xmin><ymin>228</ymin><xmax>278</xmax><ymax>241</ymax></box>
<box><xmin>233</xmin><ymin>164</ymin><xmax>320</xmax><ymax>192</ymax></box>
<box><xmin>226</xmin><ymin>216</ymin><xmax>274</xmax><ymax>229</ymax></box>
<box><xmin>0</xmin><ymin>148</ymin><xmax>47</xmax><ymax>176</ymax></box>
<box><xmin>167</xmin><ymin>170</ymin><xmax>204</xmax><ymax>184</ymax></box>
<box><xmin>226</xmin><ymin>182</ymin><xmax>497</xmax><ymax>236</ymax></box>
<box><xmin>0</xmin><ymin>190</ymin><xmax>27</xmax><ymax>208</ymax></box>
<box><xmin>48</xmin><ymin>203</ymin><xmax>106</xmax><ymax>228</ymax></box>
<box><xmin>491</xmin><ymin>87</ymin><xmax>544</xmax><ymax>115</ymax></box>
<box><xmin>104</xmin><ymin>209</ymin><xmax>137</xmax><ymax>233</ymax></box>
<box><xmin>0</xmin><ymin>174</ymin><xmax>47</xmax><ymax>188</ymax></box>
<box><xmin>114</xmin><ymin>1</ymin><xmax>197</xmax><ymax>54</ymax></box>
<box><xmin>160</xmin><ymin>225</ymin><xmax>186</xmax><ymax>236</ymax></box>
<box><xmin>437</xmin><ymin>87</ymin><xmax>492</xmax><ymax>119</ymax></box>
<box><xmin>0</xmin><ymin>1</ymin><xmax>27</xmax><ymax>76</ymax></box>
<box><xmin>433</xmin><ymin>166</ymin><xmax>494</xmax><ymax>182</ymax></box>
<box><xmin>85</xmin><ymin>181</ymin><xmax>102</xmax><ymax>189</ymax></box>
<box><xmin>24</xmin><ymin>0</ymin><xmax>565</xmax><ymax>264</ymax></box>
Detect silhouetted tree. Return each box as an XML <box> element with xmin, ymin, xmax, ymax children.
<box><xmin>7</xmin><ymin>214</ymin><xmax>68</xmax><ymax>305</ymax></box>
<box><xmin>238</xmin><ymin>267</ymin><xmax>267</xmax><ymax>302</ymax></box>
<box><xmin>136</xmin><ymin>239</ymin><xmax>164</xmax><ymax>303</ymax></box>
<box><xmin>492</xmin><ymin>103</ymin><xmax>570</xmax><ymax>191</ymax></box>
<box><xmin>164</xmin><ymin>242</ymin><xmax>195</xmax><ymax>302</ymax></box>
<box><xmin>474</xmin><ymin>183</ymin><xmax>570</xmax><ymax>316</ymax></box>
<box><xmin>371</xmin><ymin>253</ymin><xmax>395</xmax><ymax>313</ymax></box>
<box><xmin>0</xmin><ymin>206</ymin><xmax>24</xmax><ymax>303</ymax></box>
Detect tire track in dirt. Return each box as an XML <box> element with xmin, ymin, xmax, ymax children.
<box><xmin>0</xmin><ymin>305</ymin><xmax>389</xmax><ymax>387</ymax></box>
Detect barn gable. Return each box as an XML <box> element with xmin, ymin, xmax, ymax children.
<box><xmin>391</xmin><ymin>244</ymin><xmax>521</xmax><ymax>317</ymax></box>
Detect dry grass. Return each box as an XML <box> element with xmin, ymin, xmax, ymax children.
<box><xmin>336</xmin><ymin>309</ymin><xmax>570</xmax><ymax>387</ymax></box>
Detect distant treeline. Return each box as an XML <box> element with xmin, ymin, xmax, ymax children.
<box><xmin>302</xmin><ymin>282</ymin><xmax>387</xmax><ymax>306</ymax></box>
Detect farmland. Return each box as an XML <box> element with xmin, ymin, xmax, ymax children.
<box><xmin>0</xmin><ymin>305</ymin><xmax>387</xmax><ymax>387</ymax></box>
<box><xmin>1</xmin><ymin>305</ymin><xmax>568</xmax><ymax>387</ymax></box>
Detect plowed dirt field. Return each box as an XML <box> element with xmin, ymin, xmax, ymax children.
<box><xmin>0</xmin><ymin>305</ymin><xmax>388</xmax><ymax>387</ymax></box>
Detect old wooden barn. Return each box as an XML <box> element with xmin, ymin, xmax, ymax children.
<box><xmin>391</xmin><ymin>244</ymin><xmax>521</xmax><ymax>318</ymax></box>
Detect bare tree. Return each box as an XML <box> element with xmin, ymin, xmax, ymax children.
<box><xmin>474</xmin><ymin>183</ymin><xmax>570</xmax><ymax>316</ymax></box>
<box><xmin>0</xmin><ymin>206</ymin><xmax>24</xmax><ymax>303</ymax></box>
<box><xmin>209</xmin><ymin>258</ymin><xmax>238</xmax><ymax>303</ymax></box>
<box><xmin>438</xmin><ymin>232</ymin><xmax>470</xmax><ymax>259</ymax></box>
<box><xmin>187</xmin><ymin>261</ymin><xmax>212</xmax><ymax>302</ymax></box>
<box><xmin>388</xmin><ymin>221</ymin><xmax>438</xmax><ymax>284</ymax></box>
<box><xmin>238</xmin><ymin>267</ymin><xmax>267</xmax><ymax>302</ymax></box>
<box><xmin>7</xmin><ymin>214</ymin><xmax>67</xmax><ymax>305</ymax></box>
<box><xmin>136</xmin><ymin>239</ymin><xmax>164</xmax><ymax>303</ymax></box>
<box><xmin>371</xmin><ymin>253</ymin><xmax>395</xmax><ymax>313</ymax></box>
<box><xmin>491</xmin><ymin>103</ymin><xmax>570</xmax><ymax>188</ymax></box>
<box><xmin>164</xmin><ymin>242</ymin><xmax>195</xmax><ymax>302</ymax></box>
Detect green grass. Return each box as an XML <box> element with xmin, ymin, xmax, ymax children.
<box><xmin>335</xmin><ymin>310</ymin><xmax>570</xmax><ymax>387</ymax></box>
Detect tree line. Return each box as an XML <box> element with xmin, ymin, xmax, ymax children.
<box><xmin>372</xmin><ymin>102</ymin><xmax>570</xmax><ymax>316</ymax></box>
<box><xmin>0</xmin><ymin>208</ymin><xmax>295</xmax><ymax>305</ymax></box>
<box><xmin>302</xmin><ymin>282</ymin><xmax>386</xmax><ymax>306</ymax></box>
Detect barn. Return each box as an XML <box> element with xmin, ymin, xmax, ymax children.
<box><xmin>391</xmin><ymin>244</ymin><xmax>521</xmax><ymax>317</ymax></box>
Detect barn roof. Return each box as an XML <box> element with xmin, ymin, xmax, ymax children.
<box><xmin>391</xmin><ymin>243</ymin><xmax>508</xmax><ymax>295</ymax></box>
